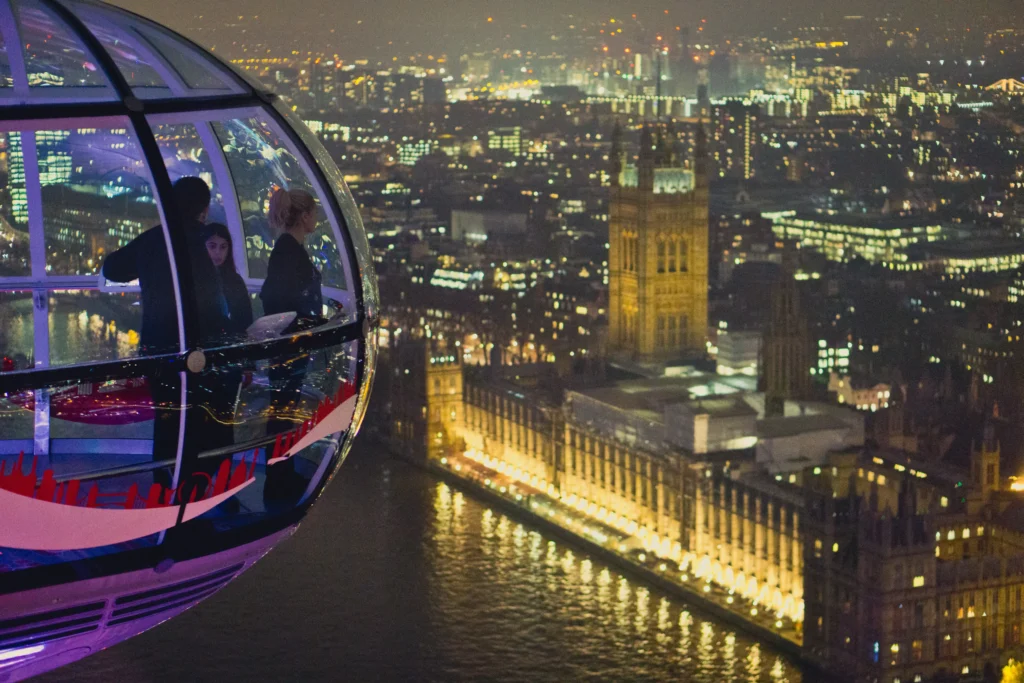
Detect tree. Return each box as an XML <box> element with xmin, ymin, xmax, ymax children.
<box><xmin>1002</xmin><ymin>660</ymin><xmax>1024</xmax><ymax>683</ymax></box>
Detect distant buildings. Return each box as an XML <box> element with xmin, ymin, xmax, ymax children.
<box><xmin>712</xmin><ymin>101</ymin><xmax>758</xmax><ymax>181</ymax></box>
<box><xmin>450</xmin><ymin>209</ymin><xmax>527</xmax><ymax>244</ymax></box>
<box><xmin>771</xmin><ymin>213</ymin><xmax>943</xmax><ymax>265</ymax></box>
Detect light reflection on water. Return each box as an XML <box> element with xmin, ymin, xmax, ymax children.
<box><xmin>430</xmin><ymin>476</ymin><xmax>803</xmax><ymax>682</ymax></box>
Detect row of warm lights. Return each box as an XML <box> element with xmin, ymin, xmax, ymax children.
<box><xmin>681</xmin><ymin>553</ymin><xmax>805</xmax><ymax>624</ymax></box>
<box><xmin>462</xmin><ymin>449</ymin><xmax>678</xmax><ymax>558</ymax></box>
<box><xmin>455</xmin><ymin>450</ymin><xmax>801</xmax><ymax>627</ymax></box>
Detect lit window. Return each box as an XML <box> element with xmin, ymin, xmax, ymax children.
<box><xmin>963</xmin><ymin>528</ymin><xmax>970</xmax><ymax>539</ymax></box>
<box><xmin>935</xmin><ymin>531</ymin><xmax>941</xmax><ymax>541</ymax></box>
<box><xmin>878</xmin><ymin>475</ymin><xmax>887</xmax><ymax>486</ymax></box>
<box><xmin>940</xmin><ymin>496</ymin><xmax>948</xmax><ymax>507</ymax></box>
<box><xmin>977</xmin><ymin>526</ymin><xmax>984</xmax><ymax>536</ymax></box>
<box><xmin>947</xmin><ymin>530</ymin><xmax>955</xmax><ymax>541</ymax></box>
<box><xmin>913</xmin><ymin>575</ymin><xmax>925</xmax><ymax>588</ymax></box>
<box><xmin>833</xmin><ymin>542</ymin><xmax>839</xmax><ymax>553</ymax></box>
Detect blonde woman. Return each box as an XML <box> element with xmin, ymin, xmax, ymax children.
<box><xmin>260</xmin><ymin>188</ymin><xmax>325</xmax><ymax>502</ymax></box>
<box><xmin>260</xmin><ymin>188</ymin><xmax>323</xmax><ymax>331</ymax></box>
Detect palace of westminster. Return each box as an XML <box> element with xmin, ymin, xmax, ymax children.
<box><xmin>375</xmin><ymin>123</ymin><xmax>1024</xmax><ymax>683</ymax></box>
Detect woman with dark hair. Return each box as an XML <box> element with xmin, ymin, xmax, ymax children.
<box><xmin>204</xmin><ymin>223</ymin><xmax>254</xmax><ymax>336</ymax></box>
<box><xmin>198</xmin><ymin>224</ymin><xmax>254</xmax><ymax>455</ymax></box>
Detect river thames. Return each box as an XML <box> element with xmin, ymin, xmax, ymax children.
<box><xmin>44</xmin><ymin>445</ymin><xmax>806</xmax><ymax>682</ymax></box>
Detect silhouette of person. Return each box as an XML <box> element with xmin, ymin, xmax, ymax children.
<box><xmin>260</xmin><ymin>188</ymin><xmax>325</xmax><ymax>503</ymax></box>
<box><xmin>102</xmin><ymin>177</ymin><xmax>230</xmax><ymax>483</ymax></box>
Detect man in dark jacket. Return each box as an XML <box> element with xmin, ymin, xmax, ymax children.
<box><xmin>102</xmin><ymin>177</ymin><xmax>230</xmax><ymax>469</ymax></box>
<box><xmin>102</xmin><ymin>177</ymin><xmax>230</xmax><ymax>353</ymax></box>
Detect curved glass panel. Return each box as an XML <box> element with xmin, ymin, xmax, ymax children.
<box><xmin>0</xmin><ymin>2</ymin><xmax>375</xmax><ymax>678</ymax></box>
<box><xmin>132</xmin><ymin>24</ymin><xmax>244</xmax><ymax>95</ymax></box>
<box><xmin>39</xmin><ymin>125</ymin><xmax>159</xmax><ymax>276</ymax></box>
<box><xmin>0</xmin><ymin>290</ymin><xmax>32</xmax><ymax>367</ymax></box>
<box><xmin>210</xmin><ymin>114</ymin><xmax>350</xmax><ymax>292</ymax></box>
<box><xmin>0</xmin><ymin>131</ymin><xmax>30</xmax><ymax>275</ymax></box>
<box><xmin>0</xmin><ymin>24</ymin><xmax>13</xmax><ymax>88</ymax></box>
<box><xmin>15</xmin><ymin>0</ymin><xmax>112</xmax><ymax>95</ymax></box>
<box><xmin>151</xmin><ymin>120</ymin><xmax>227</xmax><ymax>224</ymax></box>
<box><xmin>75</xmin><ymin>8</ymin><xmax>170</xmax><ymax>95</ymax></box>
<box><xmin>273</xmin><ymin>102</ymin><xmax>379</xmax><ymax>321</ymax></box>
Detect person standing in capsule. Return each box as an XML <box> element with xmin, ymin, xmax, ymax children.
<box><xmin>102</xmin><ymin>177</ymin><xmax>231</xmax><ymax>470</ymax></box>
<box><xmin>260</xmin><ymin>188</ymin><xmax>325</xmax><ymax>501</ymax></box>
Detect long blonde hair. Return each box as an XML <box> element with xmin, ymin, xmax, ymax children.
<box><xmin>268</xmin><ymin>188</ymin><xmax>316</xmax><ymax>234</ymax></box>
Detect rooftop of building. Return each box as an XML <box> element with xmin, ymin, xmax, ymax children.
<box><xmin>681</xmin><ymin>397</ymin><xmax>760</xmax><ymax>419</ymax></box>
<box><xmin>904</xmin><ymin>238</ymin><xmax>1024</xmax><ymax>260</ymax></box>
<box><xmin>757</xmin><ymin>413</ymin><xmax>853</xmax><ymax>439</ymax></box>
<box><xmin>568</xmin><ymin>372</ymin><xmax>758</xmax><ymax>419</ymax></box>
<box><xmin>783</xmin><ymin>211</ymin><xmax>941</xmax><ymax>229</ymax></box>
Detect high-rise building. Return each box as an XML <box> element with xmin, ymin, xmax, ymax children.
<box><xmin>398</xmin><ymin>139</ymin><xmax>435</xmax><ymax>167</ymax></box>
<box><xmin>607</xmin><ymin>122</ymin><xmax>709</xmax><ymax>362</ymax></box>
<box><xmin>712</xmin><ymin>101</ymin><xmax>758</xmax><ymax>180</ymax></box>
<box><xmin>487</xmin><ymin>126</ymin><xmax>522</xmax><ymax>156</ymax></box>
<box><xmin>763</xmin><ymin>265</ymin><xmax>813</xmax><ymax>416</ymax></box>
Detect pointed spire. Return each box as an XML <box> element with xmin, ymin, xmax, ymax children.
<box><xmin>663</xmin><ymin>120</ymin><xmax>678</xmax><ymax>167</ymax></box>
<box><xmin>638</xmin><ymin>124</ymin><xmax>655</xmax><ymax>190</ymax></box>
<box><xmin>610</xmin><ymin>121</ymin><xmax>623</xmax><ymax>187</ymax></box>
<box><xmin>694</xmin><ymin>121</ymin><xmax>709</xmax><ymax>189</ymax></box>
<box><xmin>639</xmin><ymin>124</ymin><xmax>655</xmax><ymax>161</ymax></box>
<box><xmin>655</xmin><ymin>127</ymin><xmax>667</xmax><ymax>166</ymax></box>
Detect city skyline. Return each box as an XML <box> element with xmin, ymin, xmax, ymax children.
<box><xmin>113</xmin><ymin>0</ymin><xmax>1024</xmax><ymax>59</ymax></box>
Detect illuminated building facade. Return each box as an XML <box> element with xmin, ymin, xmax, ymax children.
<box><xmin>608</xmin><ymin>123</ymin><xmax>709</xmax><ymax>362</ymax></box>
<box><xmin>398</xmin><ymin>139</ymin><xmax>436</xmax><ymax>166</ymax></box>
<box><xmin>487</xmin><ymin>126</ymin><xmax>523</xmax><ymax>156</ymax></box>
<box><xmin>712</xmin><ymin>101</ymin><xmax>758</xmax><ymax>181</ymax></box>
<box><xmin>692</xmin><ymin>470</ymin><xmax>806</xmax><ymax>623</ymax></box>
<box><xmin>771</xmin><ymin>213</ymin><xmax>943</xmax><ymax>264</ymax></box>
<box><xmin>803</xmin><ymin>430</ymin><xmax>1024</xmax><ymax>682</ymax></box>
<box><xmin>388</xmin><ymin>333</ymin><xmax>1024</xmax><ymax>680</ymax></box>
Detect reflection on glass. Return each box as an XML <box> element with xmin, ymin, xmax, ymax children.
<box><xmin>0</xmin><ymin>339</ymin><xmax>360</xmax><ymax>572</ymax></box>
<box><xmin>0</xmin><ymin>290</ymin><xmax>33</xmax><ymax>368</ymax></box>
<box><xmin>211</xmin><ymin>116</ymin><xmax>347</xmax><ymax>288</ymax></box>
<box><xmin>47</xmin><ymin>290</ymin><xmax>142</xmax><ymax>364</ymax></box>
<box><xmin>76</xmin><ymin>10</ymin><xmax>167</xmax><ymax>90</ymax></box>
<box><xmin>0</xmin><ymin>24</ymin><xmax>11</xmax><ymax>88</ymax></box>
<box><xmin>0</xmin><ymin>131</ymin><xmax>30</xmax><ymax>275</ymax></box>
<box><xmin>151</xmin><ymin>121</ymin><xmax>227</xmax><ymax>224</ymax></box>
<box><xmin>15</xmin><ymin>0</ymin><xmax>110</xmax><ymax>91</ymax></box>
<box><xmin>275</xmin><ymin>103</ymin><xmax>375</xmax><ymax>313</ymax></box>
<box><xmin>38</xmin><ymin>126</ymin><xmax>159</xmax><ymax>276</ymax></box>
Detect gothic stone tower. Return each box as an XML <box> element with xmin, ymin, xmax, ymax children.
<box><xmin>608</xmin><ymin>122</ymin><xmax>709</xmax><ymax>362</ymax></box>
<box><xmin>763</xmin><ymin>261</ymin><xmax>813</xmax><ymax>417</ymax></box>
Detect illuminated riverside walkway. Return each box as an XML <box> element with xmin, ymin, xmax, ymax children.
<box><xmin>429</xmin><ymin>447</ymin><xmax>805</xmax><ymax>653</ymax></box>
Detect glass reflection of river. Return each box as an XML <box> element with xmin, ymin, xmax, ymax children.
<box><xmin>4</xmin><ymin>293</ymin><xmax>141</xmax><ymax>367</ymax></box>
<box><xmin>48</xmin><ymin>447</ymin><xmax>805</xmax><ymax>682</ymax></box>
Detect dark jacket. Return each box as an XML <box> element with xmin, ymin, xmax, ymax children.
<box><xmin>260</xmin><ymin>233</ymin><xmax>323</xmax><ymax>330</ymax></box>
<box><xmin>220</xmin><ymin>268</ymin><xmax>254</xmax><ymax>336</ymax></box>
<box><xmin>102</xmin><ymin>220</ymin><xmax>230</xmax><ymax>353</ymax></box>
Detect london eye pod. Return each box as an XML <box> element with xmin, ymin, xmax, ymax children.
<box><xmin>0</xmin><ymin>0</ymin><xmax>378</xmax><ymax>678</ymax></box>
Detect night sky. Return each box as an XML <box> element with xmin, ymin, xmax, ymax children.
<box><xmin>112</xmin><ymin>0</ymin><xmax>1024</xmax><ymax>58</ymax></box>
